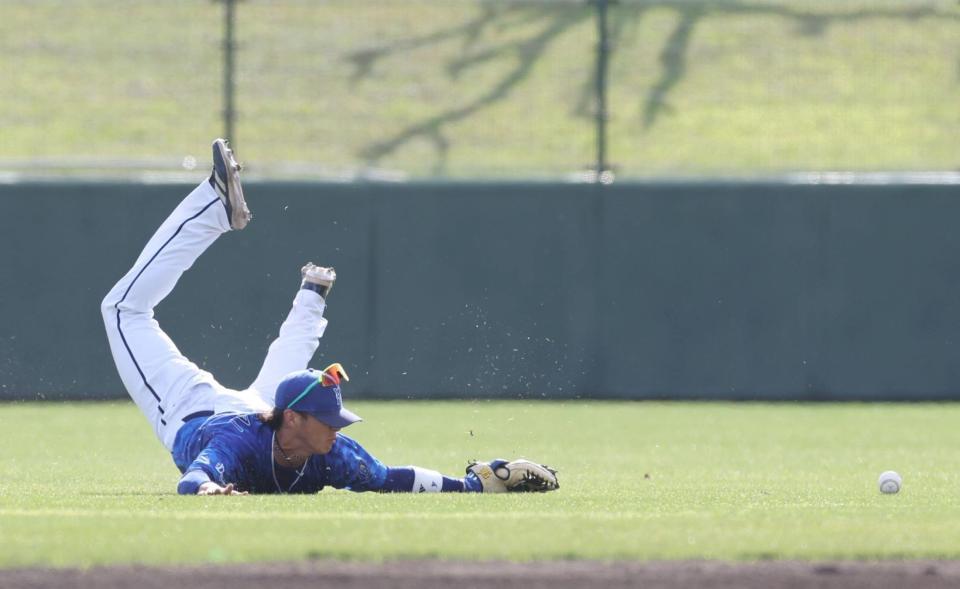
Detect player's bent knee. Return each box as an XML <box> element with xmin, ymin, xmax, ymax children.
<box><xmin>100</xmin><ymin>292</ymin><xmax>117</xmax><ymax>324</ymax></box>
<box><xmin>100</xmin><ymin>287</ymin><xmax>132</xmax><ymax>326</ymax></box>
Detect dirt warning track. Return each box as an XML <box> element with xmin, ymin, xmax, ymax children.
<box><xmin>4</xmin><ymin>560</ymin><xmax>960</xmax><ymax>589</ymax></box>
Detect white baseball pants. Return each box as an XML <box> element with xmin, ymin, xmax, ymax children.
<box><xmin>101</xmin><ymin>180</ymin><xmax>328</xmax><ymax>451</ymax></box>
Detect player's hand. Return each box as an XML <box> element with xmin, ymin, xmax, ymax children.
<box><xmin>466</xmin><ymin>459</ymin><xmax>559</xmax><ymax>493</ymax></box>
<box><xmin>197</xmin><ymin>482</ymin><xmax>248</xmax><ymax>496</ymax></box>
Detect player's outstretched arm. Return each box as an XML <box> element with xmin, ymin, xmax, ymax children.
<box><xmin>324</xmin><ymin>434</ymin><xmax>479</xmax><ymax>493</ymax></box>
<box><xmin>379</xmin><ymin>466</ymin><xmax>482</xmax><ymax>493</ymax></box>
<box><xmin>371</xmin><ymin>459</ymin><xmax>559</xmax><ymax>493</ymax></box>
<box><xmin>326</xmin><ymin>435</ymin><xmax>558</xmax><ymax>493</ymax></box>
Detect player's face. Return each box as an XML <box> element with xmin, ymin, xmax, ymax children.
<box><xmin>301</xmin><ymin>415</ymin><xmax>340</xmax><ymax>455</ymax></box>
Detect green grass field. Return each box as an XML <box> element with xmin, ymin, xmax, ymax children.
<box><xmin>1</xmin><ymin>0</ymin><xmax>957</xmax><ymax>177</ymax></box>
<box><xmin>1</xmin><ymin>400</ymin><xmax>959</xmax><ymax>569</ymax></box>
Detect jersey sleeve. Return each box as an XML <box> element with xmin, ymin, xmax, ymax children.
<box><xmin>321</xmin><ymin>434</ymin><xmax>390</xmax><ymax>492</ymax></box>
<box><xmin>322</xmin><ymin>434</ymin><xmax>479</xmax><ymax>493</ymax></box>
<box><xmin>176</xmin><ymin>436</ymin><xmax>250</xmax><ymax>495</ymax></box>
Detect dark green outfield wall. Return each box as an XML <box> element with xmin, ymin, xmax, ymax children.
<box><xmin>2</xmin><ymin>181</ymin><xmax>959</xmax><ymax>401</ymax></box>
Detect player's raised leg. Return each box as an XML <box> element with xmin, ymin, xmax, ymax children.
<box><xmin>101</xmin><ymin>139</ymin><xmax>251</xmax><ymax>449</ymax></box>
<box><xmin>245</xmin><ymin>264</ymin><xmax>335</xmax><ymax>405</ymax></box>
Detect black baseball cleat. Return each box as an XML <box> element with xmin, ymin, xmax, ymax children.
<box><xmin>209</xmin><ymin>138</ymin><xmax>251</xmax><ymax>230</ymax></box>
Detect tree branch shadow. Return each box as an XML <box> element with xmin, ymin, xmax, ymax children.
<box><xmin>641</xmin><ymin>4</ymin><xmax>702</xmax><ymax>129</ymax></box>
<box><xmin>634</xmin><ymin>1</ymin><xmax>958</xmax><ymax>131</ymax></box>
<box><xmin>341</xmin><ymin>0</ymin><xmax>958</xmax><ymax>173</ymax></box>
<box><xmin>344</xmin><ymin>3</ymin><xmax>504</xmax><ymax>87</ymax></box>
<box><xmin>350</xmin><ymin>4</ymin><xmax>588</xmax><ymax>174</ymax></box>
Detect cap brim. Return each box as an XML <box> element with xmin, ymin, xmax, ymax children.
<box><xmin>311</xmin><ymin>407</ymin><xmax>362</xmax><ymax>428</ymax></box>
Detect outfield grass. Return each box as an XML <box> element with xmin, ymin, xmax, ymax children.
<box><xmin>0</xmin><ymin>0</ymin><xmax>957</xmax><ymax>177</ymax></box>
<box><xmin>1</xmin><ymin>401</ymin><xmax>959</xmax><ymax>568</ymax></box>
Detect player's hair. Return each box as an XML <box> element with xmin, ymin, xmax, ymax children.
<box><xmin>257</xmin><ymin>408</ymin><xmax>285</xmax><ymax>430</ymax></box>
<box><xmin>257</xmin><ymin>407</ymin><xmax>309</xmax><ymax>430</ymax></box>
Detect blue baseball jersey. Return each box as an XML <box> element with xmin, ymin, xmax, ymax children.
<box><xmin>171</xmin><ymin>413</ymin><xmax>479</xmax><ymax>495</ymax></box>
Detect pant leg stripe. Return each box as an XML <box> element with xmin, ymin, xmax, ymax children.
<box><xmin>112</xmin><ymin>197</ymin><xmax>220</xmax><ymax>420</ymax></box>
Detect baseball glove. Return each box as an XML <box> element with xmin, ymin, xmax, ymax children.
<box><xmin>466</xmin><ymin>459</ymin><xmax>559</xmax><ymax>493</ymax></box>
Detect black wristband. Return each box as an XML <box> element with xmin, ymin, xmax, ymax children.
<box><xmin>301</xmin><ymin>282</ymin><xmax>330</xmax><ymax>298</ymax></box>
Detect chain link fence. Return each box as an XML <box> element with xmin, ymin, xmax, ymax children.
<box><xmin>1</xmin><ymin>0</ymin><xmax>957</xmax><ymax>180</ymax></box>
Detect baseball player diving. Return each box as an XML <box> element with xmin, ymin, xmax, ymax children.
<box><xmin>101</xmin><ymin>139</ymin><xmax>559</xmax><ymax>496</ymax></box>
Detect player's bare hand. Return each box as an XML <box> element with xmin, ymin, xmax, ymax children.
<box><xmin>197</xmin><ymin>482</ymin><xmax>248</xmax><ymax>496</ymax></box>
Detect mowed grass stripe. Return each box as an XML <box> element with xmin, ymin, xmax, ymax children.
<box><xmin>0</xmin><ymin>507</ymin><xmax>666</xmax><ymax>522</ymax></box>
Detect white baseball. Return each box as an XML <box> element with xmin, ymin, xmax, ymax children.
<box><xmin>878</xmin><ymin>470</ymin><xmax>902</xmax><ymax>494</ymax></box>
